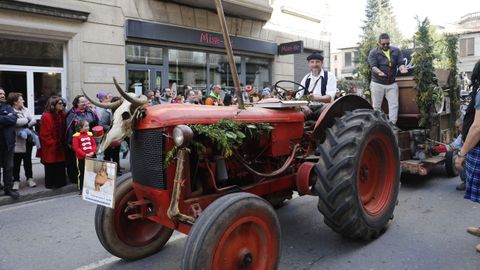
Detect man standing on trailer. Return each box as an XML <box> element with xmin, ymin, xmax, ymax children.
<box><xmin>368</xmin><ymin>33</ymin><xmax>408</xmax><ymax>126</ymax></box>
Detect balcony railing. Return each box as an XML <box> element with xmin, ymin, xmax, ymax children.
<box><xmin>460</xmin><ymin>11</ymin><xmax>480</xmax><ymax>24</ymax></box>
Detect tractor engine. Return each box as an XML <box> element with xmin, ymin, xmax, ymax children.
<box><xmin>130</xmin><ymin>104</ymin><xmax>304</xmax><ymax>194</ymax></box>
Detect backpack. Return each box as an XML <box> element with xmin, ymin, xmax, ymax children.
<box><xmin>304</xmin><ymin>70</ymin><xmax>328</xmax><ymax>96</ymax></box>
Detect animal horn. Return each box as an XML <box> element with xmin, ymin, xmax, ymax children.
<box><xmin>113</xmin><ymin>77</ymin><xmax>147</xmax><ymax>106</ymax></box>
<box><xmin>81</xmin><ymin>88</ymin><xmax>123</xmax><ymax>110</ymax></box>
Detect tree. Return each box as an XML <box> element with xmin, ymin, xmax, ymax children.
<box><xmin>413</xmin><ymin>17</ymin><xmax>438</xmax><ymax>128</ymax></box>
<box><xmin>357</xmin><ymin>0</ymin><xmax>403</xmax><ymax>100</ymax></box>
<box><xmin>444</xmin><ymin>34</ymin><xmax>460</xmax><ymax>123</ymax></box>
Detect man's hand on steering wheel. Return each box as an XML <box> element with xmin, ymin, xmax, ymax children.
<box><xmin>273</xmin><ymin>80</ymin><xmax>307</xmax><ymax>99</ymax></box>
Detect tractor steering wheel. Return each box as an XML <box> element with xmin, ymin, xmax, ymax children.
<box><xmin>273</xmin><ymin>80</ymin><xmax>307</xmax><ymax>99</ymax></box>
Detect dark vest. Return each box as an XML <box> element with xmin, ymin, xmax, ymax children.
<box><xmin>304</xmin><ymin>70</ymin><xmax>329</xmax><ymax>96</ymax></box>
<box><xmin>462</xmin><ymin>88</ymin><xmax>480</xmax><ymax>146</ymax></box>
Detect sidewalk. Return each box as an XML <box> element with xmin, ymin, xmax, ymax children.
<box><xmin>0</xmin><ymin>153</ymin><xmax>130</xmax><ymax>207</ymax></box>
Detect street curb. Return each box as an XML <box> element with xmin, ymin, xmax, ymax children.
<box><xmin>0</xmin><ymin>184</ymin><xmax>78</xmax><ymax>207</ymax></box>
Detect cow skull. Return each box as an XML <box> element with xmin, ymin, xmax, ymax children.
<box><xmin>83</xmin><ymin>77</ymin><xmax>147</xmax><ymax>153</ymax></box>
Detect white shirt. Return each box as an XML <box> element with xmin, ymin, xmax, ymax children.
<box><xmin>296</xmin><ymin>69</ymin><xmax>337</xmax><ymax>105</ymax></box>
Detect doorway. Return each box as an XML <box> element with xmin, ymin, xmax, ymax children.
<box><xmin>126</xmin><ymin>64</ymin><xmax>163</xmax><ymax>95</ymax></box>
<box><xmin>0</xmin><ymin>65</ymin><xmax>65</xmax><ymax>117</ymax></box>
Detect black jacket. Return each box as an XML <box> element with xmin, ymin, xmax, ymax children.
<box><xmin>462</xmin><ymin>88</ymin><xmax>480</xmax><ymax>147</ymax></box>
<box><xmin>0</xmin><ymin>102</ymin><xmax>18</xmax><ymax>149</ymax></box>
<box><xmin>368</xmin><ymin>46</ymin><xmax>404</xmax><ymax>85</ymax></box>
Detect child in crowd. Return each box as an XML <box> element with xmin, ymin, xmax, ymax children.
<box><xmin>72</xmin><ymin>119</ymin><xmax>97</xmax><ymax>193</ymax></box>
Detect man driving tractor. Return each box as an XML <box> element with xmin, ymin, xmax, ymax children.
<box><xmin>296</xmin><ymin>51</ymin><xmax>337</xmax><ymax>120</ymax></box>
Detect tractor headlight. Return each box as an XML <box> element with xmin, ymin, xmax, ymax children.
<box><xmin>173</xmin><ymin>125</ymin><xmax>193</xmax><ymax>148</ymax></box>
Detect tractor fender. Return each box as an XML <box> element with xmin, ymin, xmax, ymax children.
<box><xmin>313</xmin><ymin>95</ymin><xmax>372</xmax><ymax>143</ymax></box>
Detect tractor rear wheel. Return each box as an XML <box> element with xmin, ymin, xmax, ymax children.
<box><xmin>313</xmin><ymin>109</ymin><xmax>400</xmax><ymax>240</ymax></box>
<box><xmin>181</xmin><ymin>192</ymin><xmax>281</xmax><ymax>270</ymax></box>
<box><xmin>94</xmin><ymin>173</ymin><xmax>173</xmax><ymax>260</ymax></box>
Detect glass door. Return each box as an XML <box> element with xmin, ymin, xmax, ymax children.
<box><xmin>0</xmin><ymin>70</ymin><xmax>27</xmax><ymax>99</ymax></box>
<box><xmin>34</xmin><ymin>72</ymin><xmax>62</xmax><ymax>115</ymax></box>
<box><xmin>127</xmin><ymin>64</ymin><xmax>163</xmax><ymax>95</ymax></box>
<box><xmin>127</xmin><ymin>69</ymin><xmax>150</xmax><ymax>95</ymax></box>
<box><xmin>0</xmin><ymin>65</ymin><xmax>65</xmax><ymax>117</ymax></box>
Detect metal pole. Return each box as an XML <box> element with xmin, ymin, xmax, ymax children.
<box><xmin>214</xmin><ymin>0</ymin><xmax>244</xmax><ymax>109</ymax></box>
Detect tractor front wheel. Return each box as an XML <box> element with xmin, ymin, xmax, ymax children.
<box><xmin>94</xmin><ymin>173</ymin><xmax>173</xmax><ymax>260</ymax></box>
<box><xmin>314</xmin><ymin>109</ymin><xmax>400</xmax><ymax>240</ymax></box>
<box><xmin>181</xmin><ymin>192</ymin><xmax>281</xmax><ymax>270</ymax></box>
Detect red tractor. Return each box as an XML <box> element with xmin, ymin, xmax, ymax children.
<box><xmin>92</xmin><ymin>84</ymin><xmax>400</xmax><ymax>269</ymax></box>
<box><xmin>92</xmin><ymin>2</ymin><xmax>399</xmax><ymax>268</ymax></box>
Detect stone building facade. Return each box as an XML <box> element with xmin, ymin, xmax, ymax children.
<box><xmin>0</xmin><ymin>0</ymin><xmax>330</xmax><ymax>116</ymax></box>
<box><xmin>457</xmin><ymin>12</ymin><xmax>480</xmax><ymax>76</ymax></box>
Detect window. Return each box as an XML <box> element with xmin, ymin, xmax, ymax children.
<box><xmin>334</xmin><ymin>55</ymin><xmax>337</xmax><ymax>61</ymax></box>
<box><xmin>126</xmin><ymin>44</ymin><xmax>272</xmax><ymax>96</ymax></box>
<box><xmin>353</xmin><ymin>51</ymin><xmax>359</xmax><ymax>65</ymax></box>
<box><xmin>0</xmin><ymin>37</ymin><xmax>65</xmax><ymax>116</ymax></box>
<box><xmin>34</xmin><ymin>72</ymin><xmax>62</xmax><ymax>115</ymax></box>
<box><xmin>460</xmin><ymin>38</ymin><xmax>475</xmax><ymax>57</ymax></box>
<box><xmin>209</xmin><ymin>53</ymin><xmax>241</xmax><ymax>91</ymax></box>
<box><xmin>169</xmin><ymin>49</ymin><xmax>207</xmax><ymax>93</ymax></box>
<box><xmin>0</xmin><ymin>37</ymin><xmax>63</xmax><ymax>67</ymax></box>
<box><xmin>344</xmin><ymin>52</ymin><xmax>352</xmax><ymax>67</ymax></box>
<box><xmin>245</xmin><ymin>57</ymin><xmax>270</xmax><ymax>89</ymax></box>
<box><xmin>126</xmin><ymin>44</ymin><xmax>163</xmax><ymax>65</ymax></box>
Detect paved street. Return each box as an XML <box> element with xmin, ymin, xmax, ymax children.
<box><xmin>1</xmin><ymin>168</ymin><xmax>480</xmax><ymax>270</ymax></box>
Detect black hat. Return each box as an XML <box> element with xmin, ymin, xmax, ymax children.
<box><xmin>307</xmin><ymin>51</ymin><xmax>324</xmax><ymax>61</ymax></box>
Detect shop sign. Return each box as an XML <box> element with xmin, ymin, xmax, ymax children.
<box><xmin>126</xmin><ymin>20</ymin><xmax>277</xmax><ymax>55</ymax></box>
<box><xmin>278</xmin><ymin>41</ymin><xmax>303</xmax><ymax>55</ymax></box>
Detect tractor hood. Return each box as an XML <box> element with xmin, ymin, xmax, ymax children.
<box><xmin>136</xmin><ymin>104</ymin><xmax>304</xmax><ymax>130</ymax></box>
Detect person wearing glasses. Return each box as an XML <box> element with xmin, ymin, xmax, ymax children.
<box><xmin>38</xmin><ymin>96</ymin><xmax>67</xmax><ymax>189</ymax></box>
<box><xmin>368</xmin><ymin>33</ymin><xmax>408</xmax><ymax>126</ymax></box>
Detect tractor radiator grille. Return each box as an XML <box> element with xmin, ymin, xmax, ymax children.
<box><xmin>130</xmin><ymin>129</ymin><xmax>166</xmax><ymax>190</ymax></box>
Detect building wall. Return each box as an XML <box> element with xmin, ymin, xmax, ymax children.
<box><xmin>458</xmin><ymin>32</ymin><xmax>480</xmax><ymax>75</ymax></box>
<box><xmin>0</xmin><ymin>0</ymin><xmax>330</xmax><ymax>101</ymax></box>
<box><xmin>330</xmin><ymin>48</ymin><xmax>358</xmax><ymax>80</ymax></box>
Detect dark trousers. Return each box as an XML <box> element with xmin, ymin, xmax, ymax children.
<box><xmin>76</xmin><ymin>159</ymin><xmax>85</xmax><ymax>191</ymax></box>
<box><xmin>104</xmin><ymin>147</ymin><xmax>120</xmax><ymax>173</ymax></box>
<box><xmin>66</xmin><ymin>148</ymin><xmax>78</xmax><ymax>184</ymax></box>
<box><xmin>13</xmin><ymin>141</ymin><xmax>33</xmax><ymax>182</ymax></box>
<box><xmin>0</xmin><ymin>143</ymin><xmax>14</xmax><ymax>190</ymax></box>
<box><xmin>305</xmin><ymin>104</ymin><xmax>325</xmax><ymax>121</ymax></box>
<box><xmin>44</xmin><ymin>162</ymin><xmax>66</xmax><ymax>189</ymax></box>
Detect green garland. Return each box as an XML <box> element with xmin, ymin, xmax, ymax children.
<box><xmin>444</xmin><ymin>34</ymin><xmax>460</xmax><ymax>122</ymax></box>
<box><xmin>165</xmin><ymin>119</ymin><xmax>274</xmax><ymax>166</ymax></box>
<box><xmin>413</xmin><ymin>18</ymin><xmax>438</xmax><ymax>128</ymax></box>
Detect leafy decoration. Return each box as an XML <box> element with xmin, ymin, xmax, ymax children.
<box><xmin>413</xmin><ymin>17</ymin><xmax>438</xmax><ymax>127</ymax></box>
<box><xmin>164</xmin><ymin>119</ymin><xmax>273</xmax><ymax>166</ymax></box>
<box><xmin>444</xmin><ymin>34</ymin><xmax>460</xmax><ymax>123</ymax></box>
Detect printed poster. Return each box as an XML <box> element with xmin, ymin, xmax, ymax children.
<box><xmin>82</xmin><ymin>158</ymin><xmax>117</xmax><ymax>209</ymax></box>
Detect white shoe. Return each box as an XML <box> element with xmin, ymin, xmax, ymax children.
<box><xmin>27</xmin><ymin>178</ymin><xmax>36</xmax><ymax>188</ymax></box>
<box><xmin>12</xmin><ymin>181</ymin><xmax>20</xmax><ymax>190</ymax></box>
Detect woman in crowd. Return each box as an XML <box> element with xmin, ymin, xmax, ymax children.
<box><xmin>455</xmin><ymin>59</ymin><xmax>480</xmax><ymax>252</ymax></box>
<box><xmin>7</xmin><ymin>92</ymin><xmax>38</xmax><ymax>190</ymax></box>
<box><xmin>152</xmin><ymin>89</ymin><xmax>161</xmax><ymax>105</ymax></box>
<box><xmin>38</xmin><ymin>96</ymin><xmax>67</xmax><ymax>189</ymax></box>
<box><xmin>65</xmin><ymin>95</ymin><xmax>99</xmax><ymax>183</ymax></box>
